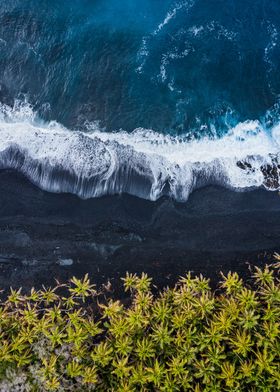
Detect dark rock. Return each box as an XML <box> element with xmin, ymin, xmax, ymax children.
<box><xmin>261</xmin><ymin>163</ymin><xmax>280</xmax><ymax>189</ymax></box>
<box><xmin>236</xmin><ymin>160</ymin><xmax>252</xmax><ymax>170</ymax></box>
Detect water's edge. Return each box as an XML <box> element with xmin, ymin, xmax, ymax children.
<box><xmin>1</xmin><ymin>102</ymin><xmax>280</xmax><ymax>202</ymax></box>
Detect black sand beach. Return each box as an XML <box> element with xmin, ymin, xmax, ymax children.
<box><xmin>0</xmin><ymin>169</ymin><xmax>279</xmax><ymax>293</ymax></box>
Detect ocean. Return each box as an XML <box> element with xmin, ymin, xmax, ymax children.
<box><xmin>0</xmin><ymin>0</ymin><xmax>280</xmax><ymax>202</ymax></box>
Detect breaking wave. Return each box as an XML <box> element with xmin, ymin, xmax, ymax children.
<box><xmin>0</xmin><ymin>102</ymin><xmax>280</xmax><ymax>202</ymax></box>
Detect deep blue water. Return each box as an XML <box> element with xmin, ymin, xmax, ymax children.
<box><xmin>0</xmin><ymin>0</ymin><xmax>280</xmax><ymax>201</ymax></box>
<box><xmin>1</xmin><ymin>0</ymin><xmax>280</xmax><ymax>134</ymax></box>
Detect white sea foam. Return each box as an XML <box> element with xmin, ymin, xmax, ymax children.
<box><xmin>153</xmin><ymin>0</ymin><xmax>194</xmax><ymax>36</ymax></box>
<box><xmin>207</xmin><ymin>21</ymin><xmax>237</xmax><ymax>41</ymax></box>
<box><xmin>0</xmin><ymin>102</ymin><xmax>280</xmax><ymax>201</ymax></box>
<box><xmin>264</xmin><ymin>22</ymin><xmax>278</xmax><ymax>64</ymax></box>
<box><xmin>136</xmin><ymin>0</ymin><xmax>195</xmax><ymax>73</ymax></box>
<box><xmin>159</xmin><ymin>45</ymin><xmax>193</xmax><ymax>82</ymax></box>
<box><xmin>188</xmin><ymin>25</ymin><xmax>204</xmax><ymax>37</ymax></box>
<box><xmin>264</xmin><ymin>21</ymin><xmax>278</xmax><ymax>94</ymax></box>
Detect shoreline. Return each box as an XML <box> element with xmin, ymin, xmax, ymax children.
<box><xmin>0</xmin><ymin>169</ymin><xmax>280</xmax><ymax>292</ymax></box>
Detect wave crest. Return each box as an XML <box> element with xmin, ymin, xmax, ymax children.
<box><xmin>0</xmin><ymin>102</ymin><xmax>280</xmax><ymax>201</ymax></box>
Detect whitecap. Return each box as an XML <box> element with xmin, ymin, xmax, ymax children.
<box><xmin>0</xmin><ymin>102</ymin><xmax>280</xmax><ymax>202</ymax></box>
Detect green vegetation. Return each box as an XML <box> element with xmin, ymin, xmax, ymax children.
<box><xmin>0</xmin><ymin>260</ymin><xmax>279</xmax><ymax>391</ymax></box>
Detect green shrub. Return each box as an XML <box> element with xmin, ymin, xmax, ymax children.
<box><xmin>0</xmin><ymin>260</ymin><xmax>279</xmax><ymax>391</ymax></box>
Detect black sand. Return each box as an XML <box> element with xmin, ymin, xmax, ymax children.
<box><xmin>0</xmin><ymin>170</ymin><xmax>280</xmax><ymax>293</ymax></box>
